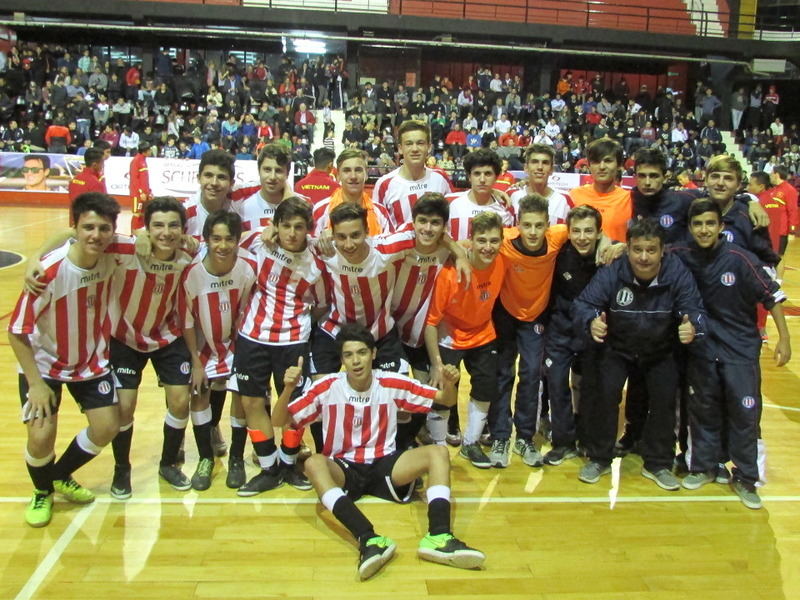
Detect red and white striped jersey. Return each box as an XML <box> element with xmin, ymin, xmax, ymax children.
<box><xmin>110</xmin><ymin>235</ymin><xmax>193</xmax><ymax>352</ymax></box>
<box><xmin>446</xmin><ymin>191</ymin><xmax>515</xmax><ymax>241</ymax></box>
<box><xmin>373</xmin><ymin>167</ymin><xmax>452</xmax><ymax>230</ymax></box>
<box><xmin>238</xmin><ymin>231</ymin><xmax>327</xmax><ymax>345</ymax></box>
<box><xmin>391</xmin><ymin>246</ymin><xmax>451</xmax><ymax>348</ymax></box>
<box><xmin>508</xmin><ymin>186</ymin><xmax>572</xmax><ymax>225</ymax></box>
<box><xmin>8</xmin><ymin>242</ymin><xmax>116</xmax><ymax>381</ymax></box>
<box><xmin>179</xmin><ymin>250</ymin><xmax>257</xmax><ymax>378</ymax></box>
<box><xmin>318</xmin><ymin>230</ymin><xmax>415</xmax><ymax>339</ymax></box>
<box><xmin>238</xmin><ymin>189</ymin><xmax>283</xmax><ymax>232</ymax></box>
<box><xmin>183</xmin><ymin>191</ymin><xmax>243</xmax><ymax>239</ymax></box>
<box><xmin>288</xmin><ymin>370</ymin><xmax>437</xmax><ymax>463</ymax></box>
<box><xmin>312</xmin><ymin>196</ymin><xmax>393</xmax><ymax>236</ymax></box>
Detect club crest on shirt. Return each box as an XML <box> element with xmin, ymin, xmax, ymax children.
<box><xmin>219</xmin><ymin>302</ymin><xmax>231</xmax><ymax>313</ymax></box>
<box><xmin>180</xmin><ymin>361</ymin><xmax>191</xmax><ymax>375</ymax></box>
<box><xmin>742</xmin><ymin>396</ymin><xmax>756</xmax><ymax>409</ymax></box>
<box><xmin>660</xmin><ymin>214</ymin><xmax>674</xmax><ymax>228</ymax></box>
<box><xmin>720</xmin><ymin>272</ymin><xmax>736</xmax><ymax>286</ymax></box>
<box><xmin>98</xmin><ymin>380</ymin><xmax>112</xmax><ymax>395</ymax></box>
<box><xmin>616</xmin><ymin>286</ymin><xmax>634</xmax><ymax>306</ymax></box>
<box><xmin>722</xmin><ymin>230</ymin><xmax>734</xmax><ymax>242</ymax></box>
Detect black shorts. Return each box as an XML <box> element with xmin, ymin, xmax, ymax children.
<box><xmin>19</xmin><ymin>371</ymin><xmax>118</xmax><ymax>418</ymax></box>
<box><xmin>402</xmin><ymin>343</ymin><xmax>431</xmax><ymax>375</ymax></box>
<box><xmin>778</xmin><ymin>235</ymin><xmax>788</xmax><ymax>256</ymax></box>
<box><xmin>111</xmin><ymin>337</ymin><xmax>192</xmax><ymax>389</ymax></box>
<box><xmin>333</xmin><ymin>451</ymin><xmax>413</xmax><ymax>503</ymax></box>
<box><xmin>232</xmin><ymin>336</ymin><xmax>309</xmax><ymax>398</ymax></box>
<box><xmin>439</xmin><ymin>341</ymin><xmax>498</xmax><ymax>404</ymax></box>
<box><xmin>310</xmin><ymin>327</ymin><xmax>404</xmax><ymax>375</ymax></box>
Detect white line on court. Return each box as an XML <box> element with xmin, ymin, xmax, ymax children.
<box><xmin>14</xmin><ymin>502</ymin><xmax>98</xmax><ymax>600</ymax></box>
<box><xmin>763</xmin><ymin>403</ymin><xmax>800</xmax><ymax>413</ymax></box>
<box><xmin>2</xmin><ymin>495</ymin><xmax>800</xmax><ymax>506</ymax></box>
<box><xmin>0</xmin><ymin>215</ymin><xmax>65</xmax><ymax>235</ymax></box>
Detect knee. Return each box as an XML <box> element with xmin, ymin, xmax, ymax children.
<box><xmin>303</xmin><ymin>454</ymin><xmax>327</xmax><ymax>479</ymax></box>
<box><xmin>431</xmin><ymin>444</ymin><xmax>450</xmax><ymax>464</ymax></box>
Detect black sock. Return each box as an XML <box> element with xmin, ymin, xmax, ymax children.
<box><xmin>209</xmin><ymin>389</ymin><xmax>226</xmax><ymax>427</ymax></box>
<box><xmin>230</xmin><ymin>426</ymin><xmax>247</xmax><ymax>461</ymax></box>
<box><xmin>161</xmin><ymin>423</ymin><xmax>186</xmax><ymax>467</ymax></box>
<box><xmin>427</xmin><ymin>498</ymin><xmax>452</xmax><ymax>536</ymax></box>
<box><xmin>332</xmin><ymin>495</ymin><xmax>376</xmax><ymax>544</ymax></box>
<box><xmin>112</xmin><ymin>425</ymin><xmax>133</xmax><ymax>466</ymax></box>
<box><xmin>53</xmin><ymin>438</ymin><xmax>97</xmax><ymax>481</ymax></box>
<box><xmin>27</xmin><ymin>457</ymin><xmax>55</xmax><ymax>493</ymax></box>
<box><xmin>193</xmin><ymin>422</ymin><xmax>214</xmax><ymax>460</ymax></box>
<box><xmin>310</xmin><ymin>422</ymin><xmax>324</xmax><ymax>453</ymax></box>
<box><xmin>448</xmin><ymin>405</ymin><xmax>460</xmax><ymax>430</ymax></box>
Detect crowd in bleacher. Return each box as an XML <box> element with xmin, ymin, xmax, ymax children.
<box><xmin>0</xmin><ymin>43</ymin><xmax>796</xmax><ymax>184</ymax></box>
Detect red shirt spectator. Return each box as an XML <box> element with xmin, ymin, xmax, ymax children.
<box><xmin>294</xmin><ymin>169</ymin><xmax>341</xmax><ymax>205</ymax></box>
<box><xmin>445</xmin><ymin>128</ymin><xmax>467</xmax><ymax>146</ymax></box>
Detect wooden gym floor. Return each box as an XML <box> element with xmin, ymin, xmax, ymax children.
<box><xmin>0</xmin><ymin>206</ymin><xmax>799</xmax><ymax>600</ymax></box>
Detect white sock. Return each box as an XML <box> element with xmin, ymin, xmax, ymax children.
<box><xmin>190</xmin><ymin>407</ymin><xmax>213</xmax><ymax>426</ymax></box>
<box><xmin>258</xmin><ymin>449</ymin><xmax>278</xmax><ymax>470</ymax></box>
<box><xmin>427</xmin><ymin>410</ymin><xmax>449</xmax><ymax>445</ymax></box>
<box><xmin>426</xmin><ymin>484</ymin><xmax>451</xmax><ymax>503</ymax></box>
<box><xmin>321</xmin><ymin>487</ymin><xmax>345</xmax><ymax>512</ymax></box>
<box><xmin>464</xmin><ymin>399</ymin><xmax>489</xmax><ymax>445</ymax></box>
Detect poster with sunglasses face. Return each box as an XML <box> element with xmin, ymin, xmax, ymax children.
<box><xmin>0</xmin><ymin>152</ymin><xmax>81</xmax><ymax>192</ymax></box>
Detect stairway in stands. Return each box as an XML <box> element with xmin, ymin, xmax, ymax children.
<box><xmin>721</xmin><ymin>130</ymin><xmax>750</xmax><ymax>175</ymax></box>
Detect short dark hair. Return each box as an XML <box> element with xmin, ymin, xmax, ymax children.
<box><xmin>586</xmin><ymin>139</ymin><xmax>624</xmax><ymax>166</ymax></box>
<box><xmin>138</xmin><ymin>141</ymin><xmax>151</xmax><ymax>155</ymax></box>
<box><xmin>24</xmin><ymin>154</ymin><xmax>50</xmax><ymax>169</ymax></box>
<box><xmin>523</xmin><ymin>144</ymin><xmax>555</xmax><ymax>163</ymax></box>
<box><xmin>145</xmin><ymin>196</ymin><xmax>188</xmax><ymax>228</ymax></box>
<box><xmin>313</xmin><ymin>147</ymin><xmax>336</xmax><ymax>169</ymax></box>
<box><xmin>626</xmin><ymin>217</ymin><xmax>666</xmax><ymax>246</ymax></box>
<box><xmin>566</xmin><ymin>205</ymin><xmax>602</xmax><ymax>229</ymax></box>
<box><xmin>199</xmin><ymin>149</ymin><xmax>235</xmax><ymax>179</ymax></box>
<box><xmin>463</xmin><ymin>148</ymin><xmax>501</xmax><ymax>176</ymax></box>
<box><xmin>336</xmin><ymin>323</ymin><xmax>376</xmax><ymax>353</ymax></box>
<box><xmin>688</xmin><ymin>198</ymin><xmax>723</xmax><ymax>222</ymax></box>
<box><xmin>274</xmin><ymin>196</ymin><xmax>313</xmax><ymax>229</ymax></box>
<box><xmin>749</xmin><ymin>171</ymin><xmax>770</xmax><ymax>188</ymax></box>
<box><xmin>71</xmin><ymin>192</ymin><xmax>120</xmax><ymax>229</ymax></box>
<box><xmin>83</xmin><ymin>147</ymin><xmax>105</xmax><ymax>168</ymax></box>
<box><xmin>517</xmin><ymin>194</ymin><xmax>549</xmax><ymax>219</ymax></box>
<box><xmin>412</xmin><ymin>192</ymin><xmax>449</xmax><ymax>223</ymax></box>
<box><xmin>772</xmin><ymin>165</ymin><xmax>789</xmax><ymax>181</ymax></box>
<box><xmin>257</xmin><ymin>143</ymin><xmax>291</xmax><ymax>172</ymax></box>
<box><xmin>634</xmin><ymin>148</ymin><xmax>668</xmax><ymax>174</ymax></box>
<box><xmin>203</xmin><ymin>209</ymin><xmax>243</xmax><ymax>241</ymax></box>
<box><xmin>330</xmin><ymin>202</ymin><xmax>367</xmax><ymax>230</ymax></box>
<box><xmin>93</xmin><ymin>139</ymin><xmax>111</xmax><ymax>152</ymax></box>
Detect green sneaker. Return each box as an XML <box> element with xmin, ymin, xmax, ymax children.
<box><xmin>418</xmin><ymin>533</ymin><xmax>485</xmax><ymax>569</ymax></box>
<box><xmin>25</xmin><ymin>490</ymin><xmax>53</xmax><ymax>528</ymax></box>
<box><xmin>191</xmin><ymin>458</ymin><xmax>215</xmax><ymax>491</ymax></box>
<box><xmin>358</xmin><ymin>536</ymin><xmax>396</xmax><ymax>580</ymax></box>
<box><xmin>53</xmin><ymin>477</ymin><xmax>95</xmax><ymax>504</ymax></box>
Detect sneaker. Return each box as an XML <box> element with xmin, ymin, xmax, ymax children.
<box><xmin>614</xmin><ymin>432</ymin><xmax>639</xmax><ymax>457</ymax></box>
<box><xmin>641</xmin><ymin>467</ymin><xmax>680</xmax><ymax>491</ymax></box>
<box><xmin>715</xmin><ymin>463</ymin><xmax>732</xmax><ymax>484</ymax></box>
<box><xmin>416</xmin><ymin>426</ymin><xmax>433</xmax><ymax>446</ymax></box>
<box><xmin>681</xmin><ymin>471</ymin><xmax>715</xmax><ymax>490</ymax></box>
<box><xmin>211</xmin><ymin>425</ymin><xmax>227</xmax><ymax>458</ymax></box>
<box><xmin>445</xmin><ymin>426</ymin><xmax>462</xmax><ymax>447</ymax></box>
<box><xmin>732</xmin><ymin>479</ymin><xmax>762</xmax><ymax>510</ymax></box>
<box><xmin>459</xmin><ymin>443</ymin><xmax>492</xmax><ymax>469</ymax></box>
<box><xmin>159</xmin><ymin>465</ymin><xmax>192</xmax><ymax>491</ymax></box>
<box><xmin>488</xmin><ymin>438</ymin><xmax>510</xmax><ymax>468</ymax></box>
<box><xmin>358</xmin><ymin>536</ymin><xmax>396</xmax><ymax>580</ymax></box>
<box><xmin>281</xmin><ymin>461</ymin><xmax>312</xmax><ymax>491</ymax></box>
<box><xmin>538</xmin><ymin>416</ymin><xmax>552</xmax><ymax>443</ymax></box>
<box><xmin>418</xmin><ymin>533</ymin><xmax>485</xmax><ymax>569</ymax></box>
<box><xmin>479</xmin><ymin>424</ymin><xmax>492</xmax><ymax>447</ymax></box>
<box><xmin>191</xmin><ymin>458</ymin><xmax>215</xmax><ymax>491</ymax></box>
<box><xmin>544</xmin><ymin>444</ymin><xmax>579</xmax><ymax>466</ymax></box>
<box><xmin>226</xmin><ymin>457</ymin><xmax>246</xmax><ymax>489</ymax></box>
<box><xmin>237</xmin><ymin>466</ymin><xmax>284</xmax><ymax>497</ymax></box>
<box><xmin>25</xmin><ymin>490</ymin><xmax>53</xmax><ymax>528</ymax></box>
<box><xmin>513</xmin><ymin>439</ymin><xmax>543</xmax><ymax>467</ymax></box>
<box><xmin>53</xmin><ymin>477</ymin><xmax>95</xmax><ymax>504</ymax></box>
<box><xmin>110</xmin><ymin>465</ymin><xmax>132</xmax><ymax>500</ymax></box>
<box><xmin>578</xmin><ymin>461</ymin><xmax>611</xmax><ymax>484</ymax></box>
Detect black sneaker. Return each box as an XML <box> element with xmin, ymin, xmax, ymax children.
<box><xmin>281</xmin><ymin>461</ymin><xmax>312</xmax><ymax>491</ymax></box>
<box><xmin>191</xmin><ymin>458</ymin><xmax>215</xmax><ymax>491</ymax></box>
<box><xmin>226</xmin><ymin>457</ymin><xmax>246</xmax><ymax>489</ymax></box>
<box><xmin>110</xmin><ymin>464</ymin><xmax>132</xmax><ymax>500</ymax></box>
<box><xmin>159</xmin><ymin>465</ymin><xmax>192</xmax><ymax>491</ymax></box>
<box><xmin>237</xmin><ymin>466</ymin><xmax>284</xmax><ymax>497</ymax></box>
<box><xmin>358</xmin><ymin>536</ymin><xmax>396</xmax><ymax>580</ymax></box>
<box><xmin>418</xmin><ymin>533</ymin><xmax>485</xmax><ymax>569</ymax></box>
<box><xmin>544</xmin><ymin>444</ymin><xmax>579</xmax><ymax>466</ymax></box>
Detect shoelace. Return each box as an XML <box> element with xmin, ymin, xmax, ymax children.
<box><xmin>32</xmin><ymin>493</ymin><xmax>49</xmax><ymax>509</ymax></box>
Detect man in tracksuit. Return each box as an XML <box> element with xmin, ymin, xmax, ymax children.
<box><xmin>671</xmin><ymin>199</ymin><xmax>790</xmax><ymax>510</ymax></box>
<box><xmin>573</xmin><ymin>218</ymin><xmax>706</xmax><ymax>490</ymax></box>
<box><xmin>542</xmin><ymin>205</ymin><xmax>603</xmax><ymax>466</ymax></box>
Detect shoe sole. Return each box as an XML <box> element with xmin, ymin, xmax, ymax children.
<box><xmin>287</xmin><ymin>481</ymin><xmax>313</xmax><ymax>491</ymax></box>
<box><xmin>159</xmin><ymin>472</ymin><xmax>192</xmax><ymax>492</ymax></box>
<box><xmin>110</xmin><ymin>488</ymin><xmax>132</xmax><ymax>500</ymax></box>
<box><xmin>681</xmin><ymin>475</ymin><xmax>713</xmax><ymax>491</ymax></box>
<box><xmin>544</xmin><ymin>450</ymin><xmax>579</xmax><ymax>466</ymax></box>
<box><xmin>418</xmin><ymin>548</ymin><xmax>485</xmax><ymax>569</ymax></box>
<box><xmin>578</xmin><ymin>467</ymin><xmax>611</xmax><ymax>484</ymax></box>
<box><xmin>641</xmin><ymin>469</ymin><xmax>680</xmax><ymax>491</ymax></box>
<box><xmin>26</xmin><ymin>517</ymin><xmax>51</xmax><ymax>528</ymax></box>
<box><xmin>522</xmin><ymin>456</ymin><xmax>544</xmax><ymax>467</ymax></box>
<box><xmin>236</xmin><ymin>480</ymin><xmax>285</xmax><ymax>497</ymax></box>
<box><xmin>445</xmin><ymin>437</ymin><xmax>462</xmax><ymax>447</ymax></box>
<box><xmin>359</xmin><ymin>543</ymin><xmax>396</xmax><ymax>580</ymax></box>
<box><xmin>733</xmin><ymin>484</ymin><xmax>762</xmax><ymax>509</ymax></box>
<box><xmin>460</xmin><ymin>452</ymin><xmax>491</xmax><ymax>469</ymax></box>
<box><xmin>489</xmin><ymin>457</ymin><xmax>509</xmax><ymax>468</ymax></box>
<box><xmin>191</xmin><ymin>479</ymin><xmax>212</xmax><ymax>492</ymax></box>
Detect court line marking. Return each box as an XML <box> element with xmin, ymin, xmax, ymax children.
<box><xmin>2</xmin><ymin>495</ymin><xmax>799</xmax><ymax>506</ymax></box>
<box><xmin>14</xmin><ymin>502</ymin><xmax>97</xmax><ymax>600</ymax></box>
<box><xmin>0</xmin><ymin>215</ymin><xmax>65</xmax><ymax>235</ymax></box>
<box><xmin>763</xmin><ymin>403</ymin><xmax>800</xmax><ymax>413</ymax></box>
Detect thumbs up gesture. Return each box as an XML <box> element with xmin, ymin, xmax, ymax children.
<box><xmin>590</xmin><ymin>311</ymin><xmax>608</xmax><ymax>343</ymax></box>
<box><xmin>284</xmin><ymin>356</ymin><xmax>305</xmax><ymax>389</ymax></box>
<box><xmin>678</xmin><ymin>313</ymin><xmax>695</xmax><ymax>345</ymax></box>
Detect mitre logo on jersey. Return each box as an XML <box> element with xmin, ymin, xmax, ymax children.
<box><xmin>270</xmin><ymin>248</ymin><xmax>292</xmax><ymax>264</ymax></box>
<box><xmin>409</xmin><ymin>183</ymin><xmax>427</xmax><ymax>192</ymax></box>
<box><xmin>720</xmin><ymin>272</ymin><xmax>736</xmax><ymax>286</ymax></box>
<box><xmin>616</xmin><ymin>287</ymin><xmax>634</xmax><ymax>306</ymax></box>
<box><xmin>722</xmin><ymin>230</ymin><xmax>734</xmax><ymax>242</ymax></box>
<box><xmin>348</xmin><ymin>395</ymin><xmax>370</xmax><ymax>404</ymax></box>
<box><xmin>342</xmin><ymin>265</ymin><xmax>363</xmax><ymax>273</ymax></box>
<box><xmin>416</xmin><ymin>255</ymin><xmax>437</xmax><ymax>264</ymax></box>
<box><xmin>80</xmin><ymin>271</ymin><xmax>102</xmax><ymax>284</ymax></box>
<box><xmin>659</xmin><ymin>214</ymin><xmax>674</xmax><ymax>228</ymax></box>
<box><xmin>211</xmin><ymin>279</ymin><xmax>234</xmax><ymax>289</ymax></box>
<box><xmin>219</xmin><ymin>302</ymin><xmax>231</xmax><ymax>313</ymax></box>
<box><xmin>150</xmin><ymin>263</ymin><xmax>173</xmax><ymax>272</ymax></box>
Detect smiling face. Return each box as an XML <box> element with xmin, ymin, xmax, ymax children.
<box><xmin>22</xmin><ymin>158</ymin><xmax>49</xmax><ymax>190</ymax></box>
<box><xmin>399</xmin><ymin>129</ymin><xmax>429</xmax><ymax>170</ymax></box>
<box><xmin>569</xmin><ymin>216</ymin><xmax>600</xmax><ymax>256</ymax></box>
<box><xmin>341</xmin><ymin>340</ymin><xmax>376</xmax><ymax>389</ymax></box>
<box><xmin>517</xmin><ymin>210</ymin><xmax>548</xmax><ymax>252</ymax></box>
<box><xmin>337</xmin><ymin>157</ymin><xmax>367</xmax><ymax>199</ymax></box>
<box><xmin>689</xmin><ymin>211</ymin><xmax>723</xmax><ymax>249</ymax></box>
<box><xmin>206</xmin><ymin>222</ymin><xmax>238</xmax><ymax>268</ymax></box>
<box><xmin>470</xmin><ymin>226</ymin><xmax>502</xmax><ymax>268</ymax></box>
<box><xmin>413</xmin><ymin>213</ymin><xmax>445</xmax><ymax>252</ymax></box>
<box><xmin>258</xmin><ymin>157</ymin><xmax>288</xmax><ymax>200</ymax></box>
<box><xmin>524</xmin><ymin>153</ymin><xmax>553</xmax><ymax>188</ymax></box>
<box><xmin>198</xmin><ymin>165</ymin><xmax>232</xmax><ymax>208</ymax></box>
<box><xmin>627</xmin><ymin>235</ymin><xmax>663</xmax><ymax>281</ymax></box>
<box><xmin>705</xmin><ymin>169</ymin><xmax>740</xmax><ymax>208</ymax></box>
<box><xmin>72</xmin><ymin>211</ymin><xmax>115</xmax><ymax>265</ymax></box>
<box><xmin>147</xmin><ymin>210</ymin><xmax>183</xmax><ymax>259</ymax></box>
<box><xmin>333</xmin><ymin>218</ymin><xmax>369</xmax><ymax>263</ymax></box>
